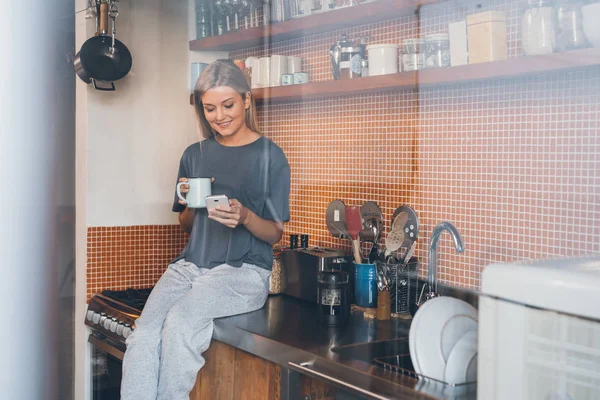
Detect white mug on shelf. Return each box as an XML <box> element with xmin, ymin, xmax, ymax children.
<box><xmin>270</xmin><ymin>55</ymin><xmax>288</xmax><ymax>86</ymax></box>
<box><xmin>246</xmin><ymin>57</ymin><xmax>260</xmax><ymax>89</ymax></box>
<box><xmin>287</xmin><ymin>56</ymin><xmax>302</xmax><ymax>75</ymax></box>
<box><xmin>259</xmin><ymin>57</ymin><xmax>271</xmax><ymax>88</ymax></box>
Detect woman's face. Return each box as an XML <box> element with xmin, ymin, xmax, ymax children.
<box><xmin>201</xmin><ymin>86</ymin><xmax>250</xmax><ymax>138</ymax></box>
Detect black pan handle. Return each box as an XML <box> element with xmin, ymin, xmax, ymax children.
<box><xmin>93</xmin><ymin>80</ymin><xmax>116</xmax><ymax>91</ymax></box>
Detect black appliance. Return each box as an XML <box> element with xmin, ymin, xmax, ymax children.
<box><xmin>281</xmin><ymin>247</ymin><xmax>353</xmax><ymax>303</ymax></box>
<box><xmin>316</xmin><ymin>270</ymin><xmax>350</xmax><ymax>326</ymax></box>
<box><xmin>86</xmin><ymin>288</ymin><xmax>153</xmax><ymax>400</ymax></box>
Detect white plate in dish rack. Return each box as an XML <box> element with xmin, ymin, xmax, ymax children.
<box><xmin>444</xmin><ymin>329</ymin><xmax>478</xmax><ymax>384</ymax></box>
<box><xmin>409</xmin><ymin>296</ymin><xmax>478</xmax><ymax>382</ymax></box>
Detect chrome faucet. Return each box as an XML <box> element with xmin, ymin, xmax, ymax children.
<box><xmin>427</xmin><ymin>222</ymin><xmax>465</xmax><ymax>299</ymax></box>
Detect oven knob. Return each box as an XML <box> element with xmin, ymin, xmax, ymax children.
<box><xmin>86</xmin><ymin>310</ymin><xmax>94</xmax><ymax>321</ymax></box>
<box><xmin>99</xmin><ymin>314</ymin><xmax>107</xmax><ymax>326</ymax></box>
<box><xmin>103</xmin><ymin>318</ymin><xmax>112</xmax><ymax>330</ymax></box>
<box><xmin>116</xmin><ymin>323</ymin><xmax>124</xmax><ymax>336</ymax></box>
<box><xmin>123</xmin><ymin>326</ymin><xmax>132</xmax><ymax>339</ymax></box>
<box><xmin>92</xmin><ymin>312</ymin><xmax>101</xmax><ymax>324</ymax></box>
<box><xmin>109</xmin><ymin>319</ymin><xmax>118</xmax><ymax>332</ymax></box>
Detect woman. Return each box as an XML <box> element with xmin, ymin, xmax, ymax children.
<box><xmin>121</xmin><ymin>59</ymin><xmax>291</xmax><ymax>400</ymax></box>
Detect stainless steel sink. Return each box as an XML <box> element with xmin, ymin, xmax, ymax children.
<box><xmin>332</xmin><ymin>338</ymin><xmax>477</xmax><ymax>388</ymax></box>
<box><xmin>331</xmin><ymin>338</ymin><xmax>417</xmax><ymax>377</ymax></box>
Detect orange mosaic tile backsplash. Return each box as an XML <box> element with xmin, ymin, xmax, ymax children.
<box><xmin>87</xmin><ymin>0</ymin><xmax>600</xmax><ymax>295</ymax></box>
<box><xmin>87</xmin><ymin>226</ymin><xmax>188</xmax><ymax>299</ymax></box>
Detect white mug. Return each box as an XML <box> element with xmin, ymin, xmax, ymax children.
<box><xmin>246</xmin><ymin>57</ymin><xmax>261</xmax><ymax>89</ymax></box>
<box><xmin>259</xmin><ymin>57</ymin><xmax>271</xmax><ymax>88</ymax></box>
<box><xmin>287</xmin><ymin>56</ymin><xmax>302</xmax><ymax>74</ymax></box>
<box><xmin>270</xmin><ymin>55</ymin><xmax>288</xmax><ymax>86</ymax></box>
<box><xmin>176</xmin><ymin>178</ymin><xmax>212</xmax><ymax>208</ymax></box>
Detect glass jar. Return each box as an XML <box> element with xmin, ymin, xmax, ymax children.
<box><xmin>556</xmin><ymin>0</ymin><xmax>588</xmax><ymax>51</ymax></box>
<box><xmin>425</xmin><ymin>33</ymin><xmax>450</xmax><ymax>68</ymax></box>
<box><xmin>521</xmin><ymin>0</ymin><xmax>556</xmax><ymax>55</ymax></box>
<box><xmin>401</xmin><ymin>38</ymin><xmax>426</xmax><ymax>72</ymax></box>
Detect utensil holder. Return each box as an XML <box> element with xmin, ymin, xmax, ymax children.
<box><xmin>354</xmin><ymin>262</ymin><xmax>377</xmax><ymax>308</ymax></box>
<box><xmin>375</xmin><ymin>259</ymin><xmax>419</xmax><ymax>315</ymax></box>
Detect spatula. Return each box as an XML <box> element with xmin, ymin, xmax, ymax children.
<box><xmin>325</xmin><ymin>199</ymin><xmax>349</xmax><ymax>239</ymax></box>
<box><xmin>384</xmin><ymin>211</ymin><xmax>408</xmax><ymax>260</ymax></box>
<box><xmin>345</xmin><ymin>206</ymin><xmax>363</xmax><ymax>264</ymax></box>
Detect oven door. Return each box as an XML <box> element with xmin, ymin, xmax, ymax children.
<box><xmin>89</xmin><ymin>333</ymin><xmax>125</xmax><ymax>400</ymax></box>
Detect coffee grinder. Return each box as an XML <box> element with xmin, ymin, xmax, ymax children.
<box><xmin>316</xmin><ymin>270</ymin><xmax>350</xmax><ymax>326</ymax></box>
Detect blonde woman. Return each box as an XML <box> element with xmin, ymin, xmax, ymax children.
<box><xmin>121</xmin><ymin>59</ymin><xmax>291</xmax><ymax>400</ymax></box>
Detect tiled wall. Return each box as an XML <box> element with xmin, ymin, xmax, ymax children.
<box><xmin>233</xmin><ymin>0</ymin><xmax>600</xmax><ymax>289</ymax></box>
<box><xmin>87</xmin><ymin>0</ymin><xmax>600</xmax><ymax>295</ymax></box>
<box><xmin>87</xmin><ymin>226</ymin><xmax>188</xmax><ymax>299</ymax></box>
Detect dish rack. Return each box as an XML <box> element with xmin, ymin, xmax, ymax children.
<box><xmin>375</xmin><ymin>258</ymin><xmax>419</xmax><ymax>315</ymax></box>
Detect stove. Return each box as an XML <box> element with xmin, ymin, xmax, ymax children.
<box><xmin>85</xmin><ymin>288</ymin><xmax>153</xmax><ymax>352</ymax></box>
<box><xmin>86</xmin><ymin>287</ymin><xmax>153</xmax><ymax>400</ymax></box>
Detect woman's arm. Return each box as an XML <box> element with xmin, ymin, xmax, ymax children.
<box><xmin>241</xmin><ymin>208</ymin><xmax>283</xmax><ymax>245</ymax></box>
<box><xmin>178</xmin><ymin>207</ymin><xmax>195</xmax><ymax>235</ymax></box>
<box><xmin>207</xmin><ymin>199</ymin><xmax>283</xmax><ymax>245</ymax></box>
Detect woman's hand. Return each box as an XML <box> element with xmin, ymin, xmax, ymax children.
<box><xmin>177</xmin><ymin>177</ymin><xmax>215</xmax><ymax>205</ymax></box>
<box><xmin>207</xmin><ymin>198</ymin><xmax>251</xmax><ymax>228</ymax></box>
<box><xmin>177</xmin><ymin>177</ymin><xmax>189</xmax><ymax>205</ymax></box>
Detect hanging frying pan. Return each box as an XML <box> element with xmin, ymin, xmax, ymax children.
<box><xmin>74</xmin><ymin>2</ymin><xmax>132</xmax><ymax>91</ymax></box>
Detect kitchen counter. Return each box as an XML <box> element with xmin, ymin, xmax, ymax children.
<box><xmin>213</xmin><ymin>295</ymin><xmax>477</xmax><ymax>400</ymax></box>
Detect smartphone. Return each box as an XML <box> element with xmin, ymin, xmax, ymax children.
<box><xmin>205</xmin><ymin>194</ymin><xmax>231</xmax><ymax>211</ymax></box>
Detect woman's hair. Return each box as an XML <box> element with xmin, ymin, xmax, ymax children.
<box><xmin>193</xmin><ymin>59</ymin><xmax>259</xmax><ymax>139</ymax></box>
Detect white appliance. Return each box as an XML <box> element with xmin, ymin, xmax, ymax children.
<box><xmin>478</xmin><ymin>256</ymin><xmax>600</xmax><ymax>400</ymax></box>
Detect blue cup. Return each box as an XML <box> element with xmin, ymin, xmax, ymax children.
<box><xmin>354</xmin><ymin>262</ymin><xmax>377</xmax><ymax>308</ymax></box>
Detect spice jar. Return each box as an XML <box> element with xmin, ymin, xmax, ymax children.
<box><xmin>556</xmin><ymin>0</ymin><xmax>588</xmax><ymax>51</ymax></box>
<box><xmin>401</xmin><ymin>38</ymin><xmax>426</xmax><ymax>72</ymax></box>
<box><xmin>425</xmin><ymin>33</ymin><xmax>451</xmax><ymax>68</ymax></box>
<box><xmin>521</xmin><ymin>0</ymin><xmax>556</xmax><ymax>55</ymax></box>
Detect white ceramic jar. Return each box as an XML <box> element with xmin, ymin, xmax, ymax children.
<box><xmin>366</xmin><ymin>44</ymin><xmax>399</xmax><ymax>76</ymax></box>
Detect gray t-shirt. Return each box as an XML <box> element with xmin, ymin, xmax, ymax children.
<box><xmin>172</xmin><ymin>136</ymin><xmax>290</xmax><ymax>270</ymax></box>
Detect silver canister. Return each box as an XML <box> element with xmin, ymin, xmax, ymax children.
<box><xmin>401</xmin><ymin>38</ymin><xmax>426</xmax><ymax>72</ymax></box>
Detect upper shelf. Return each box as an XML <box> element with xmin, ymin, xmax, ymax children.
<box><xmin>189</xmin><ymin>0</ymin><xmax>435</xmax><ymax>52</ymax></box>
<box><xmin>252</xmin><ymin>48</ymin><xmax>600</xmax><ymax>102</ymax></box>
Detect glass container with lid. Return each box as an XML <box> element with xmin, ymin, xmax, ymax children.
<box><xmin>521</xmin><ymin>0</ymin><xmax>556</xmax><ymax>55</ymax></box>
<box><xmin>401</xmin><ymin>38</ymin><xmax>426</xmax><ymax>72</ymax></box>
<box><xmin>425</xmin><ymin>33</ymin><xmax>450</xmax><ymax>68</ymax></box>
<box><xmin>556</xmin><ymin>0</ymin><xmax>588</xmax><ymax>51</ymax></box>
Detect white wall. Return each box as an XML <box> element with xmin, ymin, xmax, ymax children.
<box><xmin>87</xmin><ymin>0</ymin><xmax>201</xmax><ymax>226</ymax></box>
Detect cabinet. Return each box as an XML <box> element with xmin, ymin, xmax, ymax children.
<box><xmin>189</xmin><ymin>340</ymin><xmax>336</xmax><ymax>400</ymax></box>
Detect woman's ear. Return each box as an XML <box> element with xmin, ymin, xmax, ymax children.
<box><xmin>244</xmin><ymin>92</ymin><xmax>251</xmax><ymax>110</ymax></box>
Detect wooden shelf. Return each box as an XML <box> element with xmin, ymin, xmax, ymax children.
<box><xmin>189</xmin><ymin>0</ymin><xmax>434</xmax><ymax>52</ymax></box>
<box><xmin>252</xmin><ymin>48</ymin><xmax>600</xmax><ymax>102</ymax></box>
